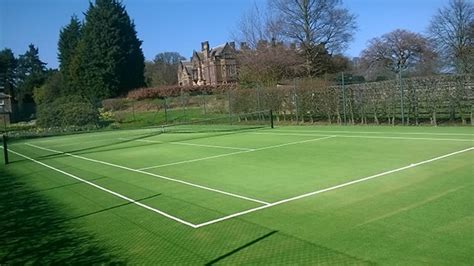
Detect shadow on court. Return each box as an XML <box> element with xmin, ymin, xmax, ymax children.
<box><xmin>205</xmin><ymin>230</ymin><xmax>278</xmax><ymax>265</ymax></box>
<box><xmin>59</xmin><ymin>193</ymin><xmax>161</xmax><ymax>223</ymax></box>
<box><xmin>0</xmin><ymin>167</ymin><xmax>125</xmax><ymax>264</ymax></box>
<box><xmin>205</xmin><ymin>229</ymin><xmax>376</xmax><ymax>265</ymax></box>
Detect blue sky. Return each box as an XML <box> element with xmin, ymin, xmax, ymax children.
<box><xmin>0</xmin><ymin>0</ymin><xmax>448</xmax><ymax>69</ymax></box>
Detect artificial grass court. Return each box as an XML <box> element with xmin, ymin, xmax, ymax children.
<box><xmin>1</xmin><ymin>125</ymin><xmax>473</xmax><ymax>264</ymax></box>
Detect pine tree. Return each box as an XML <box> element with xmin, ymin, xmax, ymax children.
<box><xmin>0</xmin><ymin>48</ymin><xmax>17</xmax><ymax>97</ymax></box>
<box><xmin>71</xmin><ymin>0</ymin><xmax>145</xmax><ymax>101</ymax></box>
<box><xmin>58</xmin><ymin>15</ymin><xmax>82</xmax><ymax>93</ymax></box>
<box><xmin>16</xmin><ymin>44</ymin><xmax>47</xmax><ymax>119</ymax></box>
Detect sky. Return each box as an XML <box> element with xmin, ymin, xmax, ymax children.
<box><xmin>0</xmin><ymin>0</ymin><xmax>449</xmax><ymax>69</ymax></box>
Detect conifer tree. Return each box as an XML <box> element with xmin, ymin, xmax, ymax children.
<box><xmin>16</xmin><ymin>44</ymin><xmax>47</xmax><ymax>119</ymax></box>
<box><xmin>71</xmin><ymin>0</ymin><xmax>145</xmax><ymax>100</ymax></box>
<box><xmin>58</xmin><ymin>15</ymin><xmax>82</xmax><ymax>92</ymax></box>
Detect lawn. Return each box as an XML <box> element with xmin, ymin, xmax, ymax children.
<box><xmin>1</xmin><ymin>125</ymin><xmax>473</xmax><ymax>264</ymax></box>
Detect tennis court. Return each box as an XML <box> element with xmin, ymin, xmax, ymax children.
<box><xmin>1</xmin><ymin>123</ymin><xmax>473</xmax><ymax>264</ymax></box>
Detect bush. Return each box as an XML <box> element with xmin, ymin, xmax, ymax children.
<box><xmin>102</xmin><ymin>98</ymin><xmax>129</xmax><ymax>111</ymax></box>
<box><xmin>126</xmin><ymin>84</ymin><xmax>237</xmax><ymax>100</ymax></box>
<box><xmin>37</xmin><ymin>96</ymin><xmax>99</xmax><ymax>127</ymax></box>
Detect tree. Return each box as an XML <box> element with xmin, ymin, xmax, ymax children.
<box><xmin>70</xmin><ymin>0</ymin><xmax>145</xmax><ymax>100</ymax></box>
<box><xmin>33</xmin><ymin>71</ymin><xmax>63</xmax><ymax>106</ymax></box>
<box><xmin>269</xmin><ymin>0</ymin><xmax>357</xmax><ymax>76</ymax></box>
<box><xmin>238</xmin><ymin>41</ymin><xmax>304</xmax><ymax>86</ymax></box>
<box><xmin>58</xmin><ymin>15</ymin><xmax>82</xmax><ymax>92</ymax></box>
<box><xmin>428</xmin><ymin>0</ymin><xmax>474</xmax><ymax>74</ymax></box>
<box><xmin>0</xmin><ymin>48</ymin><xmax>17</xmax><ymax>97</ymax></box>
<box><xmin>360</xmin><ymin>29</ymin><xmax>437</xmax><ymax>80</ymax></box>
<box><xmin>232</xmin><ymin>2</ymin><xmax>284</xmax><ymax>49</ymax></box>
<box><xmin>16</xmin><ymin>44</ymin><xmax>47</xmax><ymax>119</ymax></box>
<box><xmin>145</xmin><ymin>52</ymin><xmax>185</xmax><ymax>86</ymax></box>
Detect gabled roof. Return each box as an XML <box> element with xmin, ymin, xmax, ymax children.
<box><xmin>210</xmin><ymin>44</ymin><xmax>226</xmax><ymax>57</ymax></box>
<box><xmin>180</xmin><ymin>61</ymin><xmax>193</xmax><ymax>75</ymax></box>
<box><xmin>192</xmin><ymin>50</ymin><xmax>203</xmax><ymax>61</ymax></box>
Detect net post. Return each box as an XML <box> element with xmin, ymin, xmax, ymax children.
<box><xmin>2</xmin><ymin>134</ymin><xmax>8</xmax><ymax>165</ymax></box>
<box><xmin>270</xmin><ymin>110</ymin><xmax>274</xmax><ymax>129</ymax></box>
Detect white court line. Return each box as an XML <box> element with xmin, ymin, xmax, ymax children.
<box><xmin>25</xmin><ymin>143</ymin><xmax>270</xmax><ymax>205</ymax></box>
<box><xmin>271</xmin><ymin>129</ymin><xmax>474</xmax><ymax>136</ymax></box>
<box><xmin>138</xmin><ymin>136</ymin><xmax>336</xmax><ymax>170</ymax></box>
<box><xmin>6</xmin><ymin>147</ymin><xmax>198</xmax><ymax>228</ymax></box>
<box><xmin>118</xmin><ymin>137</ymin><xmax>253</xmax><ymax>151</ymax></box>
<box><xmin>195</xmin><ymin>146</ymin><xmax>474</xmax><ymax>228</ymax></box>
<box><xmin>251</xmin><ymin>132</ymin><xmax>474</xmax><ymax>142</ymax></box>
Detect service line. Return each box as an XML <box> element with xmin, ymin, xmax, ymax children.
<box><xmin>195</xmin><ymin>146</ymin><xmax>474</xmax><ymax>228</ymax></box>
<box><xmin>25</xmin><ymin>143</ymin><xmax>270</xmax><ymax>205</ymax></box>
<box><xmin>138</xmin><ymin>135</ymin><xmax>336</xmax><ymax>170</ymax></box>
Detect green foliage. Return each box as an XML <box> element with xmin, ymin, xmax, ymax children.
<box><xmin>36</xmin><ymin>96</ymin><xmax>99</xmax><ymax>127</ymax></box>
<box><xmin>145</xmin><ymin>52</ymin><xmax>185</xmax><ymax>86</ymax></box>
<box><xmin>0</xmin><ymin>48</ymin><xmax>17</xmax><ymax>97</ymax></box>
<box><xmin>16</xmin><ymin>44</ymin><xmax>47</xmax><ymax>120</ymax></box>
<box><xmin>33</xmin><ymin>71</ymin><xmax>64</xmax><ymax>106</ymax></box>
<box><xmin>70</xmin><ymin>0</ymin><xmax>145</xmax><ymax>101</ymax></box>
<box><xmin>58</xmin><ymin>15</ymin><xmax>82</xmax><ymax>94</ymax></box>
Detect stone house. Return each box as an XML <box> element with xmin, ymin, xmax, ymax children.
<box><xmin>178</xmin><ymin>41</ymin><xmax>239</xmax><ymax>86</ymax></box>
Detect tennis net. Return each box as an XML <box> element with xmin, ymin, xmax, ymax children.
<box><xmin>156</xmin><ymin>110</ymin><xmax>274</xmax><ymax>134</ymax></box>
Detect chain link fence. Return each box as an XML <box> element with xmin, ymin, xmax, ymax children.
<box><xmin>100</xmin><ymin>74</ymin><xmax>474</xmax><ymax>128</ymax></box>
<box><xmin>3</xmin><ymin>74</ymin><xmax>473</xmax><ymax>139</ymax></box>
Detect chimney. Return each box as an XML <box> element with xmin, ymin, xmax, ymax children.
<box><xmin>229</xmin><ymin>41</ymin><xmax>235</xmax><ymax>50</ymax></box>
<box><xmin>240</xmin><ymin>42</ymin><xmax>248</xmax><ymax>50</ymax></box>
<box><xmin>201</xmin><ymin>41</ymin><xmax>209</xmax><ymax>57</ymax></box>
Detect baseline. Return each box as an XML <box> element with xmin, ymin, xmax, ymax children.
<box><xmin>271</xmin><ymin>129</ymin><xmax>474</xmax><ymax>136</ymax></box>
<box><xmin>25</xmin><ymin>143</ymin><xmax>270</xmax><ymax>205</ymax></box>
<box><xmin>251</xmin><ymin>132</ymin><xmax>473</xmax><ymax>142</ymax></box>
<box><xmin>194</xmin><ymin>146</ymin><xmax>474</xmax><ymax>228</ymax></box>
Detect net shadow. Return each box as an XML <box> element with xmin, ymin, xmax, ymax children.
<box><xmin>205</xmin><ymin>230</ymin><xmax>278</xmax><ymax>265</ymax></box>
<box><xmin>59</xmin><ymin>193</ymin><xmax>162</xmax><ymax>223</ymax></box>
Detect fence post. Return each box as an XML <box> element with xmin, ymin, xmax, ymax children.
<box><xmin>164</xmin><ymin>97</ymin><xmax>168</xmax><ymax>123</ymax></box>
<box><xmin>227</xmin><ymin>89</ymin><xmax>232</xmax><ymax>123</ymax></box>
<box><xmin>256</xmin><ymin>85</ymin><xmax>261</xmax><ymax>111</ymax></box>
<box><xmin>399</xmin><ymin>70</ymin><xmax>405</xmax><ymax>125</ymax></box>
<box><xmin>270</xmin><ymin>109</ymin><xmax>274</xmax><ymax>129</ymax></box>
<box><xmin>294</xmin><ymin>78</ymin><xmax>299</xmax><ymax>124</ymax></box>
<box><xmin>342</xmin><ymin>72</ymin><xmax>347</xmax><ymax>125</ymax></box>
<box><xmin>2</xmin><ymin>134</ymin><xmax>8</xmax><ymax>165</ymax></box>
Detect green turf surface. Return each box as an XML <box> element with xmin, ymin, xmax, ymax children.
<box><xmin>1</xmin><ymin>125</ymin><xmax>473</xmax><ymax>264</ymax></box>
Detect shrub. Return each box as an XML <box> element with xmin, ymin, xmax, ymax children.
<box><xmin>37</xmin><ymin>96</ymin><xmax>99</xmax><ymax>127</ymax></box>
<box><xmin>102</xmin><ymin>98</ymin><xmax>129</xmax><ymax>111</ymax></box>
<box><xmin>126</xmin><ymin>84</ymin><xmax>237</xmax><ymax>100</ymax></box>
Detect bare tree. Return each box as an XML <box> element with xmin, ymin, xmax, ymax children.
<box><xmin>232</xmin><ymin>2</ymin><xmax>284</xmax><ymax>48</ymax></box>
<box><xmin>428</xmin><ymin>0</ymin><xmax>474</xmax><ymax>74</ymax></box>
<box><xmin>360</xmin><ymin>29</ymin><xmax>437</xmax><ymax>79</ymax></box>
<box><xmin>269</xmin><ymin>0</ymin><xmax>357</xmax><ymax>76</ymax></box>
<box><xmin>238</xmin><ymin>42</ymin><xmax>304</xmax><ymax>86</ymax></box>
